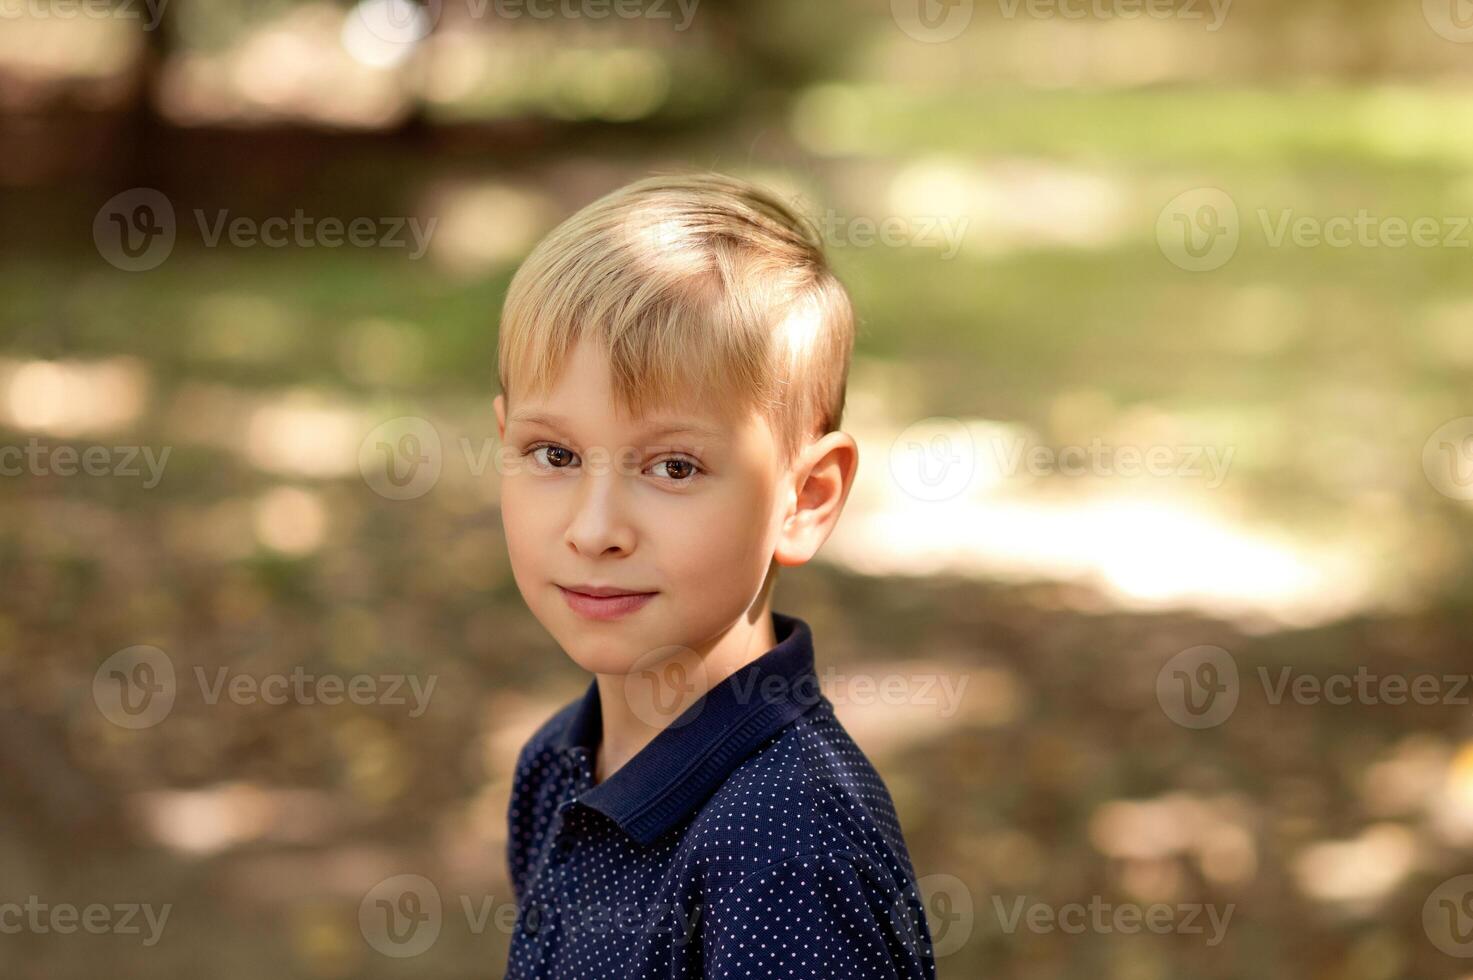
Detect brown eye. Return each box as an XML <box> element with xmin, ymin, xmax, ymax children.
<box><xmin>529</xmin><ymin>445</ymin><xmax>576</xmax><ymax>469</ymax></box>
<box><xmin>660</xmin><ymin>459</ymin><xmax>696</xmax><ymax>480</ymax></box>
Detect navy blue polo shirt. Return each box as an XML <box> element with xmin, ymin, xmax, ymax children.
<box><xmin>504</xmin><ymin>611</ymin><xmax>937</xmax><ymax>978</ymax></box>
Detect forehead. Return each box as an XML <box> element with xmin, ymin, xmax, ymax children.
<box><xmin>503</xmin><ymin>334</ymin><xmax>755</xmax><ymax>443</ymax></box>
<box><xmin>505</xmin><ymin>407</ymin><xmax>731</xmax><ymax>443</ymax></box>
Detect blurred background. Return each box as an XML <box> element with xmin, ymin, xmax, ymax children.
<box><xmin>4</xmin><ymin>0</ymin><xmax>1473</xmax><ymax>976</ymax></box>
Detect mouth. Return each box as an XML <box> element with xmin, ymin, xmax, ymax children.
<box><xmin>557</xmin><ymin>585</ymin><xmax>658</xmax><ymax>621</ymax></box>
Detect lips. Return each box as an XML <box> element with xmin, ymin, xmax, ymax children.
<box><xmin>557</xmin><ymin>585</ymin><xmax>657</xmax><ymax>621</ymax></box>
<box><xmin>560</xmin><ymin>584</ymin><xmax>655</xmax><ymax>598</ymax></box>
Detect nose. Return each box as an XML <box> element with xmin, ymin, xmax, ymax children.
<box><xmin>564</xmin><ymin>466</ymin><xmax>636</xmax><ymax>558</ymax></box>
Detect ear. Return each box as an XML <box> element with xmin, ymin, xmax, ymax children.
<box><xmin>773</xmin><ymin>431</ymin><xmax>859</xmax><ymax>568</ymax></box>
<box><xmin>494</xmin><ymin>394</ymin><xmax>507</xmax><ymax>441</ymax></box>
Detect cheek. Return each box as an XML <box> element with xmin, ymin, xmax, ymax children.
<box><xmin>661</xmin><ymin>478</ymin><xmax>776</xmax><ymax>581</ymax></box>
<box><xmin>499</xmin><ymin>478</ymin><xmax>553</xmax><ymax>570</ymax></box>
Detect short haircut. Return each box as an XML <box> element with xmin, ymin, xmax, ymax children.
<box><xmin>497</xmin><ymin>171</ymin><xmax>855</xmax><ymax>469</ymax></box>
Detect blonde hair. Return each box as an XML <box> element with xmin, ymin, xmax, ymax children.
<box><xmin>497</xmin><ymin>171</ymin><xmax>855</xmax><ymax>469</ymax></box>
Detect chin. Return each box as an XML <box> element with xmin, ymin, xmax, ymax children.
<box><xmin>561</xmin><ymin>642</ymin><xmax>646</xmax><ymax>676</ymax></box>
<box><xmin>542</xmin><ymin>619</ymin><xmax>640</xmax><ymax>675</ymax></box>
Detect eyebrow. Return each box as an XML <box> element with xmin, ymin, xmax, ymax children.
<box><xmin>506</xmin><ymin>411</ymin><xmax>727</xmax><ymax>441</ymax></box>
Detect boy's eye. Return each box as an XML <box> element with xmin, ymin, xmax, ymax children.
<box><xmin>656</xmin><ymin>458</ymin><xmax>697</xmax><ymax>481</ymax></box>
<box><xmin>534</xmin><ymin>445</ymin><xmax>576</xmax><ymax>468</ymax></box>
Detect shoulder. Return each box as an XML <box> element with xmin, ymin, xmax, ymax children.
<box><xmin>687</xmin><ymin>709</ymin><xmax>935</xmax><ymax>977</ymax></box>
<box><xmin>700</xmin><ymin>844</ymin><xmax>935</xmax><ymax>977</ymax></box>
<box><xmin>683</xmin><ymin>702</ymin><xmax>917</xmax><ymax>888</ymax></box>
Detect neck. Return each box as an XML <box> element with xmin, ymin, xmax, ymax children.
<box><xmin>593</xmin><ymin>587</ymin><xmax>779</xmax><ymax>784</ymax></box>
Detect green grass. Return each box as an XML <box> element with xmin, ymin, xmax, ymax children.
<box><xmin>800</xmin><ymin>83</ymin><xmax>1473</xmax><ymax>172</ymax></box>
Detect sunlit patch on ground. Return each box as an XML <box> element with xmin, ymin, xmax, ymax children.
<box><xmin>0</xmin><ymin>356</ymin><xmax>149</xmax><ymax>436</ymax></box>
<box><xmin>1089</xmin><ymin>793</ymin><xmax>1259</xmax><ymax>892</ymax></box>
<box><xmin>1291</xmin><ymin>823</ymin><xmax>1418</xmax><ymax>914</ymax></box>
<box><xmin>827</xmin><ymin>660</ymin><xmax>1019</xmax><ymax>761</ymax></box>
<box><xmin>828</xmin><ymin>400</ymin><xmax>1389</xmax><ymax>629</ymax></box>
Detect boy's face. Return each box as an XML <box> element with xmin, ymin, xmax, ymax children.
<box><xmin>493</xmin><ymin>337</ymin><xmax>793</xmax><ymax>674</ymax></box>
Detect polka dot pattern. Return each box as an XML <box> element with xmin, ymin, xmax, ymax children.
<box><xmin>504</xmin><ymin>612</ymin><xmax>936</xmax><ymax>978</ymax></box>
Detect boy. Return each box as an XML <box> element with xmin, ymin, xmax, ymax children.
<box><xmin>494</xmin><ymin>172</ymin><xmax>936</xmax><ymax>978</ymax></box>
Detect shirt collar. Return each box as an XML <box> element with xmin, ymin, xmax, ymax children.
<box><xmin>552</xmin><ymin>611</ymin><xmax>821</xmax><ymax>845</ymax></box>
